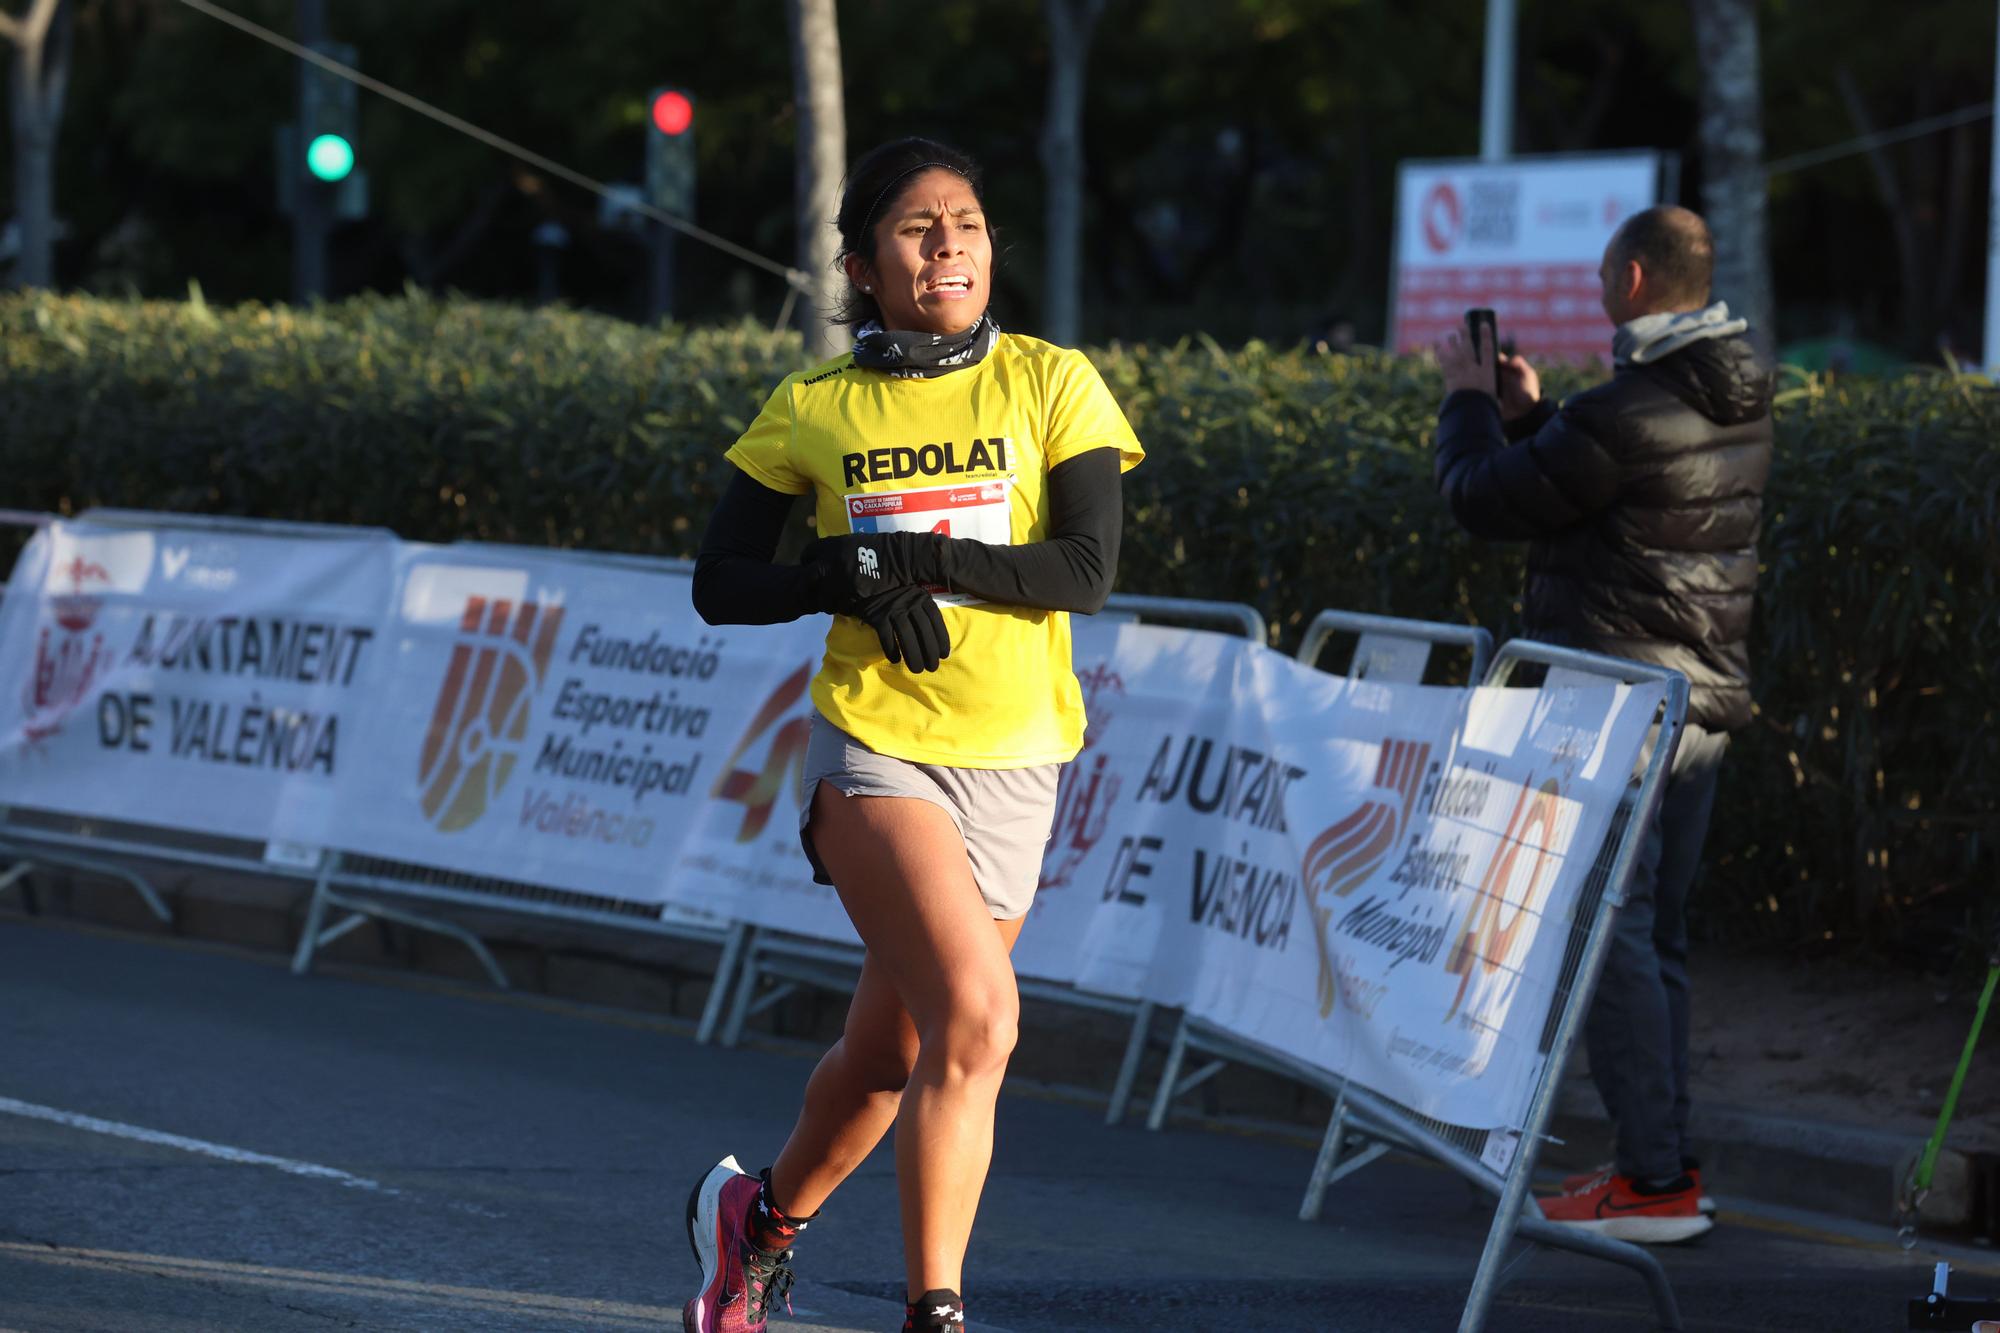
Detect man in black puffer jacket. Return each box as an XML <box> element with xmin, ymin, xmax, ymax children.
<box><xmin>1433</xmin><ymin>205</ymin><xmax>1772</xmax><ymax>1244</ymax></box>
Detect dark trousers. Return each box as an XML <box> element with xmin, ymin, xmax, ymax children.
<box><xmin>1583</xmin><ymin>722</ymin><xmax>1729</xmax><ymax>1184</ymax></box>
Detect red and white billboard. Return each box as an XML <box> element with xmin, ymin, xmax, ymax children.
<box><xmin>1391</xmin><ymin>152</ymin><xmax>1665</xmax><ymax>365</ymax></box>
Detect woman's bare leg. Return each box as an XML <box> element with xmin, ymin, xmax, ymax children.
<box><xmin>788</xmin><ymin>785</ymin><xmax>1023</xmax><ymax>1300</ymax></box>
<box><xmin>765</xmin><ymin>950</ymin><xmax>918</xmax><ymax>1219</ymax></box>
<box><xmin>768</xmin><ymin>912</ymin><xmax>1024</xmax><ymax>1219</ymax></box>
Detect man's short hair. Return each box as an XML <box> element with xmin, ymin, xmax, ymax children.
<box><xmin>1608</xmin><ymin>206</ymin><xmax>1714</xmax><ymax>309</ymax></box>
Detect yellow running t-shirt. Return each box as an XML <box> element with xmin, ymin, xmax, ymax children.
<box><xmin>725</xmin><ymin>332</ymin><xmax>1143</xmax><ymax>769</ymax></box>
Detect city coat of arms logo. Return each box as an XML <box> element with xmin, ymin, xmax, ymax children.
<box><xmin>1039</xmin><ymin>660</ymin><xmax>1125</xmax><ymax>891</ymax></box>
<box><xmin>24</xmin><ymin>556</ymin><xmax>114</xmax><ymax>743</ymax></box>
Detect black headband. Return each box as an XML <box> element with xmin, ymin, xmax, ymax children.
<box><xmin>860</xmin><ymin>162</ymin><xmax>972</xmax><ymax>236</ymax></box>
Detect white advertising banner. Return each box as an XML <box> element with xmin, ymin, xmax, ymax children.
<box><xmin>669</xmin><ymin>616</ymin><xmax>858</xmax><ymax>946</ymax></box>
<box><xmin>0</xmin><ymin>521</ymin><xmax>395</xmax><ymax>847</ymax></box>
<box><xmin>1011</xmin><ymin>625</ymin><xmax>1658</xmax><ymax>1128</ymax></box>
<box><xmin>1009</xmin><ymin>618</ymin><xmax>1264</xmax><ymax>988</ymax></box>
<box><xmin>338</xmin><ymin>545</ymin><xmax>829</xmax><ymax>916</ymax></box>
<box><xmin>1391</xmin><ymin>152</ymin><xmax>1662</xmax><ymax>364</ymax></box>
<box><xmin>1179</xmin><ymin>670</ymin><xmax>1662</xmax><ymax>1129</ymax></box>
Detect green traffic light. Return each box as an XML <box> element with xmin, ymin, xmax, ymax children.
<box><xmin>306</xmin><ymin>133</ymin><xmax>355</xmax><ymax>183</ymax></box>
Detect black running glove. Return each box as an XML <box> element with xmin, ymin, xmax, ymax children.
<box><xmin>798</xmin><ymin>531</ymin><xmax>942</xmax><ymax>614</ymax></box>
<box><xmin>796</xmin><ymin>530</ymin><xmax>950</xmax><ymax>670</ymax></box>
<box><xmin>851</xmin><ymin>582</ymin><xmax>950</xmax><ymax>673</ymax></box>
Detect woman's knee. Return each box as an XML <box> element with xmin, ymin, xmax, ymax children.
<box><xmin>923</xmin><ymin>985</ymin><xmax>1019</xmax><ymax>1082</ymax></box>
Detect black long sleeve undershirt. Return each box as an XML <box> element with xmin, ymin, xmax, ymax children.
<box><xmin>691</xmin><ymin>448</ymin><xmax>1123</xmax><ymax>626</ymax></box>
<box><xmin>929</xmin><ymin>447</ymin><xmax>1120</xmax><ymax>613</ymax></box>
<box><xmin>691</xmin><ymin>476</ymin><xmax>814</xmax><ymax>626</ymax></box>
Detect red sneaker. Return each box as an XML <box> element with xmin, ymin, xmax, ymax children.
<box><xmin>683</xmin><ymin>1156</ymin><xmax>795</xmax><ymax>1333</ymax></box>
<box><xmin>1537</xmin><ymin>1172</ymin><xmax>1714</xmax><ymax>1244</ymax></box>
<box><xmin>1560</xmin><ymin>1162</ymin><xmax>1714</xmax><ymax>1215</ymax></box>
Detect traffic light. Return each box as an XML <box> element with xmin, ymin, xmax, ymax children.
<box><xmin>306</xmin><ymin>132</ymin><xmax>354</xmax><ymax>184</ymax></box>
<box><xmin>277</xmin><ymin>41</ymin><xmax>366</xmax><ymax>227</ymax></box>
<box><xmin>645</xmin><ymin>87</ymin><xmax>696</xmax><ymax>217</ymax></box>
<box><xmin>282</xmin><ymin>39</ymin><xmax>366</xmax><ymax>301</ymax></box>
<box><xmin>651</xmin><ymin>89</ymin><xmax>693</xmax><ymax>137</ymax></box>
<box><xmin>301</xmin><ymin>42</ymin><xmax>358</xmax><ymax>185</ymax></box>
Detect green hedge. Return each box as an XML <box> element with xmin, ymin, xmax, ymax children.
<box><xmin>3</xmin><ymin>292</ymin><xmax>1993</xmax><ymax>959</ymax></box>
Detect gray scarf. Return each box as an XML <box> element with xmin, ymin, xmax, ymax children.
<box><xmin>1612</xmin><ymin>301</ymin><xmax>1749</xmax><ymax>367</ymax></box>
<box><xmin>851</xmin><ymin>313</ymin><xmax>1000</xmax><ymax>379</ymax></box>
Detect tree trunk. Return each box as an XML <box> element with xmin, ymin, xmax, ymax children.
<box><xmin>1327</xmin><ymin>121</ymin><xmax>1374</xmax><ymax>330</ymax></box>
<box><xmin>1689</xmin><ymin>0</ymin><xmax>1773</xmax><ymax>356</ymax></box>
<box><xmin>1932</xmin><ymin>121</ymin><xmax>1975</xmax><ymax>355</ymax></box>
<box><xmin>786</xmin><ymin>0</ymin><xmax>847</xmax><ymax>361</ymax></box>
<box><xmin>1832</xmin><ymin>68</ymin><xmax>1928</xmax><ymax>353</ymax></box>
<box><xmin>4</xmin><ymin>0</ymin><xmax>72</xmax><ymax>290</ymax></box>
<box><xmin>1039</xmin><ymin>0</ymin><xmax>1105</xmax><ymax>347</ymax></box>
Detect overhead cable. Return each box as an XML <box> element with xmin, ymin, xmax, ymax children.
<box><xmin>173</xmin><ymin>0</ymin><xmax>812</xmax><ymax>291</ymax></box>
<box><xmin>1765</xmin><ymin>102</ymin><xmax>1993</xmax><ymax>179</ymax></box>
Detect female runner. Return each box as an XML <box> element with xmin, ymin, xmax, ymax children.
<box><xmin>683</xmin><ymin>136</ymin><xmax>1142</xmax><ymax>1333</ymax></box>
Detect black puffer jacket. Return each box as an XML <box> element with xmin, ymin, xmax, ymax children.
<box><xmin>1434</xmin><ymin>335</ymin><xmax>1773</xmax><ymax>731</ymax></box>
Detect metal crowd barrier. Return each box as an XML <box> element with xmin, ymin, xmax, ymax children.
<box><xmin>1144</xmin><ymin>611</ymin><xmax>1493</xmax><ymax>1139</ymax></box>
<box><xmin>4</xmin><ymin>510</ymin><xmax>1687</xmax><ymax>1325</ymax></box>
<box><xmin>294</xmin><ymin>846</ymin><xmax>749</xmax><ymax>1042</ymax></box>
<box><xmin>1456</xmin><ymin>642</ymin><xmax>1687</xmax><ymax>1331</ymax></box>
<box><xmin>0</xmin><ymin>509</ymin><xmax>403</xmax><ymax>929</ymax></box>
<box><xmin>0</xmin><ymin>512</ymin><xmax>748</xmax><ymax>1045</ymax></box>
<box><xmin>1293</xmin><ymin>607</ymin><xmax>1495</xmax><ymax>683</ymax></box>
<box><xmin>1181</xmin><ymin>640</ymin><xmax>1688</xmax><ymax>1333</ymax></box>
<box><xmin>68</xmin><ymin>507</ymin><xmax>397</xmax><ymax>544</ymax></box>
<box><xmin>0</xmin><ymin>509</ymin><xmax>1264</xmax><ymax>1070</ymax></box>
<box><xmin>714</xmin><ymin>593</ymin><xmax>1270</xmax><ymax>1130</ymax></box>
<box><xmin>285</xmin><ymin>540</ymin><xmax>751</xmax><ymax>1043</ymax></box>
<box><xmin>0</xmin><ymin>512</ymin><xmax>125</xmax><ymax>916</ymax></box>
<box><xmin>1092</xmin><ymin>591</ymin><xmax>1266</xmax><ymax>642</ymax></box>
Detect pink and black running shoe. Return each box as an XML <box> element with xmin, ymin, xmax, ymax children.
<box><xmin>683</xmin><ymin>1155</ymin><xmax>796</xmax><ymax>1333</ymax></box>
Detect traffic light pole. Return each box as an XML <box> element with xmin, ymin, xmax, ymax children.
<box><xmin>643</xmin><ymin>88</ymin><xmax>695</xmax><ymax>325</ymax></box>
<box><xmin>293</xmin><ymin>0</ymin><xmax>329</xmax><ymax>302</ymax></box>
<box><xmin>1480</xmin><ymin>0</ymin><xmax>1515</xmax><ymax>161</ymax></box>
<box><xmin>649</xmin><ymin>224</ymin><xmax>677</xmax><ymax>323</ymax></box>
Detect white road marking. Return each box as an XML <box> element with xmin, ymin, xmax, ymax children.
<box><xmin>0</xmin><ymin>1244</ymin><xmax>669</xmax><ymax>1327</ymax></box>
<box><xmin>0</xmin><ymin>1096</ymin><xmax>394</xmax><ymax>1193</ymax></box>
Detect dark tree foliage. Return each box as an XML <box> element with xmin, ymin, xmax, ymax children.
<box><xmin>0</xmin><ymin>0</ymin><xmax>1992</xmax><ymax>355</ymax></box>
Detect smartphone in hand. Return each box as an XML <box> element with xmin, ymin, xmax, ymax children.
<box><xmin>1465</xmin><ymin>308</ymin><xmax>1502</xmax><ymax>397</ymax></box>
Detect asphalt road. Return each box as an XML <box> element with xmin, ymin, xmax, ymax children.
<box><xmin>0</xmin><ymin>916</ymin><xmax>1986</xmax><ymax>1332</ymax></box>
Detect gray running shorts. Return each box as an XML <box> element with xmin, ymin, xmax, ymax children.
<box><xmin>798</xmin><ymin>714</ymin><xmax>1061</xmax><ymax>921</ymax></box>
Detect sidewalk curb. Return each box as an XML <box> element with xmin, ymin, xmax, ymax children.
<box><xmin>2</xmin><ymin>861</ymin><xmax>1979</xmax><ymax>1242</ymax></box>
<box><xmin>1542</xmin><ymin>1085</ymin><xmax>1944</xmax><ymax>1229</ymax></box>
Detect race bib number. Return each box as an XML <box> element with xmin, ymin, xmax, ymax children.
<box><xmin>845</xmin><ymin>480</ymin><xmax>1013</xmax><ymax>606</ymax></box>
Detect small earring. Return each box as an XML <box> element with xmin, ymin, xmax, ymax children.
<box><xmin>861</xmin><ymin>285</ymin><xmax>872</xmax><ymax>292</ymax></box>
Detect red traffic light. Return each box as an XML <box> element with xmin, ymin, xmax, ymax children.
<box><xmin>651</xmin><ymin>90</ymin><xmax>693</xmax><ymax>136</ymax></box>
